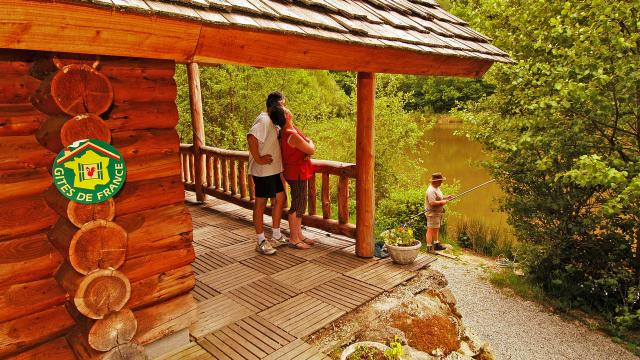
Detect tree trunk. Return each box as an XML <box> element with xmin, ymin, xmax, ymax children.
<box><xmin>110</xmin><ymin>77</ymin><xmax>176</xmax><ymax>105</ymax></box>
<box><xmin>31</xmin><ymin>64</ymin><xmax>113</xmax><ymax>116</ymax></box>
<box><xmin>0</xmin><ymin>277</ymin><xmax>67</xmax><ymax>323</ymax></box>
<box><xmin>115</xmin><ymin>204</ymin><xmax>192</xmax><ymax>260</ymax></box>
<box><xmin>87</xmin><ymin>309</ymin><xmax>137</xmax><ymax>352</ymax></box>
<box><xmin>0</xmin><ymin>75</ymin><xmax>40</xmax><ymax>104</ymax></box>
<box><xmin>133</xmin><ymin>293</ymin><xmax>197</xmax><ymax>345</ymax></box>
<box><xmin>113</xmin><ymin>175</ymin><xmax>184</xmax><ymax>217</ymax></box>
<box><xmin>0</xmin><ymin>104</ymin><xmax>48</xmax><ymax>136</ymax></box>
<box><xmin>66</xmin><ymin>328</ymin><xmax>146</xmax><ymax>360</ymax></box>
<box><xmin>44</xmin><ymin>185</ymin><xmax>116</xmax><ymax>227</ymax></box>
<box><xmin>120</xmin><ymin>247</ymin><xmax>195</xmax><ymax>283</ymax></box>
<box><xmin>55</xmin><ymin>263</ymin><xmax>131</xmax><ymax>319</ymax></box>
<box><xmin>0</xmin><ymin>232</ymin><xmax>62</xmax><ymax>287</ymax></box>
<box><xmin>100</xmin><ymin>57</ymin><xmax>175</xmax><ymax>80</ymax></box>
<box><xmin>5</xmin><ymin>337</ymin><xmax>75</xmax><ymax>360</ymax></box>
<box><xmin>127</xmin><ymin>265</ymin><xmax>195</xmax><ymax>310</ymax></box>
<box><xmin>0</xmin><ymin>195</ymin><xmax>57</xmax><ymax>241</ymax></box>
<box><xmin>49</xmin><ymin>218</ymin><xmax>128</xmax><ymax>274</ymax></box>
<box><xmin>0</xmin><ymin>305</ymin><xmax>75</xmax><ymax>357</ymax></box>
<box><xmin>0</xmin><ymin>167</ymin><xmax>51</xmax><ymax>202</ymax></box>
<box><xmin>106</xmin><ymin>102</ymin><xmax>178</xmax><ymax>132</ymax></box>
<box><xmin>0</xmin><ymin>135</ymin><xmax>55</xmax><ymax>171</ymax></box>
<box><xmin>36</xmin><ymin>113</ymin><xmax>111</xmax><ymax>153</ymax></box>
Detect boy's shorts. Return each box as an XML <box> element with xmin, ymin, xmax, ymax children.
<box><xmin>252</xmin><ymin>174</ymin><xmax>284</xmax><ymax>198</ymax></box>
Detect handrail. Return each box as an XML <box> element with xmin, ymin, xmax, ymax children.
<box><xmin>179</xmin><ymin>143</ymin><xmax>357</xmax><ymax>238</ymax></box>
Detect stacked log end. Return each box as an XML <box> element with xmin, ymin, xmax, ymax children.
<box><xmin>2</xmin><ymin>51</ymin><xmax>196</xmax><ymax>358</ymax></box>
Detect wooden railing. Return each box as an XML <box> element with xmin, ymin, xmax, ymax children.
<box><xmin>180</xmin><ymin>144</ymin><xmax>357</xmax><ymax>238</ymax></box>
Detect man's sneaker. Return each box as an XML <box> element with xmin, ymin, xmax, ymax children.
<box><xmin>433</xmin><ymin>242</ymin><xmax>446</xmax><ymax>251</ymax></box>
<box><xmin>256</xmin><ymin>240</ymin><xmax>276</xmax><ymax>255</ymax></box>
<box><xmin>269</xmin><ymin>234</ymin><xmax>289</xmax><ymax>248</ymax></box>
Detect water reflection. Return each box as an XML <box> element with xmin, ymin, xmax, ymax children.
<box><xmin>419</xmin><ymin>122</ymin><xmax>509</xmax><ymax>229</ymax></box>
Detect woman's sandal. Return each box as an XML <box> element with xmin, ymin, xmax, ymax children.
<box><xmin>301</xmin><ymin>238</ymin><xmax>315</xmax><ymax>245</ymax></box>
<box><xmin>287</xmin><ymin>241</ymin><xmax>311</xmax><ymax>250</ymax></box>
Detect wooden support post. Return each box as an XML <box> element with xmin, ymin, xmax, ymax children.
<box><xmin>187</xmin><ymin>62</ymin><xmax>206</xmax><ymax>202</ymax></box>
<box><xmin>356</xmin><ymin>72</ymin><xmax>375</xmax><ymax>258</ymax></box>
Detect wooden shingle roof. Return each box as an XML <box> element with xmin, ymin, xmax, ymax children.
<box><xmin>70</xmin><ymin>0</ymin><xmax>511</xmax><ymax>64</ymax></box>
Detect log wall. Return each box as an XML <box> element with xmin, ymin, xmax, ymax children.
<box><xmin>0</xmin><ymin>50</ymin><xmax>196</xmax><ymax>359</ymax></box>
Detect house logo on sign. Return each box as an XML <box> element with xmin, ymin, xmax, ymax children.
<box><xmin>52</xmin><ymin>139</ymin><xmax>126</xmax><ymax>204</ymax></box>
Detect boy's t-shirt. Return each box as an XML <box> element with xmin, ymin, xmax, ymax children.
<box><xmin>247</xmin><ymin>112</ymin><xmax>283</xmax><ymax>177</ymax></box>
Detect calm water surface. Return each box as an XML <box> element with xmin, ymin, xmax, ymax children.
<box><xmin>418</xmin><ymin>122</ymin><xmax>509</xmax><ymax>230</ymax></box>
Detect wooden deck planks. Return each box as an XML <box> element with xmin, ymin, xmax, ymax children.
<box><xmin>226</xmin><ymin>277</ymin><xmax>300</xmax><ymax>312</ymax></box>
<box><xmin>271</xmin><ymin>261</ymin><xmax>340</xmax><ymax>292</ymax></box>
<box><xmin>307</xmin><ymin>275</ymin><xmax>384</xmax><ymax>311</ymax></box>
<box><xmin>158</xmin><ymin>342</ymin><xmax>213</xmax><ymax>360</ymax></box>
<box><xmin>190</xmin><ymin>294</ymin><xmax>255</xmax><ymax>338</ymax></box>
<box><xmin>217</xmin><ymin>241</ymin><xmax>262</xmax><ymax>261</ymax></box>
<box><xmin>184</xmin><ymin>199</ymin><xmax>436</xmax><ymax>359</ymax></box>
<box><xmin>258</xmin><ymin>294</ymin><xmax>345</xmax><ymax>338</ymax></box>
<box><xmin>240</xmin><ymin>251</ymin><xmax>306</xmax><ymax>275</ymax></box>
<box><xmin>192</xmin><ymin>250</ymin><xmax>236</xmax><ymax>275</ymax></box>
<box><xmin>345</xmin><ymin>258</ymin><xmax>416</xmax><ymax>290</ymax></box>
<box><xmin>197</xmin><ymin>314</ymin><xmax>296</xmax><ymax>359</ymax></box>
<box><xmin>262</xmin><ymin>339</ymin><xmax>330</xmax><ymax>360</ymax></box>
<box><xmin>198</xmin><ymin>262</ymin><xmax>265</xmax><ymax>292</ymax></box>
<box><xmin>311</xmin><ymin>249</ymin><xmax>376</xmax><ymax>274</ymax></box>
<box><xmin>191</xmin><ymin>280</ymin><xmax>221</xmax><ymax>302</ymax></box>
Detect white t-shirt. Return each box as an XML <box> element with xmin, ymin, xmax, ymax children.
<box><xmin>425</xmin><ymin>184</ymin><xmax>445</xmax><ymax>216</ymax></box>
<box><xmin>247</xmin><ymin>112</ymin><xmax>283</xmax><ymax>177</ymax></box>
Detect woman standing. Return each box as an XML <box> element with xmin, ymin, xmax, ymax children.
<box><xmin>270</xmin><ymin>106</ymin><xmax>316</xmax><ymax>249</ymax></box>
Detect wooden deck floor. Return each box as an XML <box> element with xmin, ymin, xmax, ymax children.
<box><xmin>160</xmin><ymin>192</ymin><xmax>436</xmax><ymax>359</ymax></box>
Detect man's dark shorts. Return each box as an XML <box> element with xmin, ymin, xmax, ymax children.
<box><xmin>252</xmin><ymin>174</ymin><xmax>284</xmax><ymax>198</ymax></box>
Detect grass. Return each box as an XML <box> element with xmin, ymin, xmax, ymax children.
<box><xmin>451</xmin><ymin>218</ymin><xmax>517</xmax><ymax>259</ymax></box>
<box><xmin>488</xmin><ymin>269</ymin><xmax>546</xmax><ymax>303</ymax></box>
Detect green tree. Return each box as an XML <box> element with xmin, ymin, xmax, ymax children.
<box><xmin>452</xmin><ymin>0</ymin><xmax>640</xmax><ymax>329</ymax></box>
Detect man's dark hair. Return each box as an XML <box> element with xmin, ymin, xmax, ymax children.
<box><xmin>266</xmin><ymin>91</ymin><xmax>285</xmax><ymax>110</ymax></box>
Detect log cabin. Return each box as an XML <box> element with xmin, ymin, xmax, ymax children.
<box><xmin>0</xmin><ymin>0</ymin><xmax>510</xmax><ymax>358</ymax></box>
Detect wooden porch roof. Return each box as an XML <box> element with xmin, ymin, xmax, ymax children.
<box><xmin>3</xmin><ymin>0</ymin><xmax>511</xmax><ymax>77</ymax></box>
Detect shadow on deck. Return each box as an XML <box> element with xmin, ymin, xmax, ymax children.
<box><xmin>161</xmin><ymin>192</ymin><xmax>436</xmax><ymax>360</ymax></box>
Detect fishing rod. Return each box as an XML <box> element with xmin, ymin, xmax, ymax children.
<box><xmin>399</xmin><ymin>178</ymin><xmax>497</xmax><ymax>227</ymax></box>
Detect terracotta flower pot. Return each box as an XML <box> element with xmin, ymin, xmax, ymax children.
<box><xmin>386</xmin><ymin>240</ymin><xmax>421</xmax><ymax>265</ymax></box>
<box><xmin>340</xmin><ymin>341</ymin><xmax>389</xmax><ymax>360</ymax></box>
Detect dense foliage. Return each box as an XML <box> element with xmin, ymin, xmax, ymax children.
<box><xmin>452</xmin><ymin>0</ymin><xmax>640</xmax><ymax>330</ymax></box>
<box><xmin>175</xmin><ymin>65</ymin><xmax>427</xmax><ymax>207</ymax></box>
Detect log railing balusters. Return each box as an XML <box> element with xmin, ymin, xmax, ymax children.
<box><xmin>230</xmin><ymin>159</ymin><xmax>237</xmax><ymax>195</ymax></box>
<box><xmin>321</xmin><ymin>173</ymin><xmax>331</xmax><ymax>220</ymax></box>
<box><xmin>239</xmin><ymin>161</ymin><xmax>247</xmax><ymax>199</ymax></box>
<box><xmin>338</xmin><ymin>175</ymin><xmax>349</xmax><ymax>225</ymax></box>
<box><xmin>308</xmin><ymin>174</ymin><xmax>317</xmax><ymax>216</ymax></box>
<box><xmin>179</xmin><ymin>144</ymin><xmax>358</xmax><ymax>238</ymax></box>
<box><xmin>221</xmin><ymin>158</ymin><xmax>228</xmax><ymax>193</ymax></box>
<box><xmin>205</xmin><ymin>153</ymin><xmax>213</xmax><ymax>188</ymax></box>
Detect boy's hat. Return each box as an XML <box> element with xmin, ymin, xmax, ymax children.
<box><xmin>431</xmin><ymin>172</ymin><xmax>446</xmax><ymax>182</ymax></box>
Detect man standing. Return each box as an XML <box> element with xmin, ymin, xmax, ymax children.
<box><xmin>425</xmin><ymin>172</ymin><xmax>454</xmax><ymax>253</ymax></box>
<box><xmin>247</xmin><ymin>92</ymin><xmax>288</xmax><ymax>255</ymax></box>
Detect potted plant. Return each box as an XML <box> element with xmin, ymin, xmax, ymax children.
<box><xmin>381</xmin><ymin>227</ymin><xmax>421</xmax><ymax>265</ymax></box>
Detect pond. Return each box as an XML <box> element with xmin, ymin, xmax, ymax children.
<box><xmin>417</xmin><ymin>120</ymin><xmax>509</xmax><ymax>231</ymax></box>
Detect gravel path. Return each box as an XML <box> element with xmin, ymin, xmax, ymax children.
<box><xmin>431</xmin><ymin>256</ymin><xmax>638</xmax><ymax>360</ymax></box>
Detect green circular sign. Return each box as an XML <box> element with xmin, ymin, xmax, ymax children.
<box><xmin>52</xmin><ymin>139</ymin><xmax>127</xmax><ymax>204</ymax></box>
